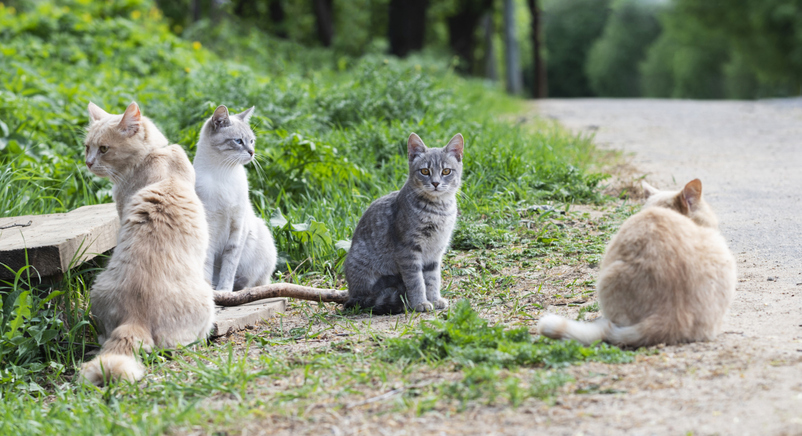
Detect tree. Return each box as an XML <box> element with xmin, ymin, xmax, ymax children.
<box><xmin>527</xmin><ymin>0</ymin><xmax>546</xmax><ymax>98</ymax></box>
<box><xmin>503</xmin><ymin>0</ymin><xmax>522</xmax><ymax>94</ymax></box>
<box><xmin>675</xmin><ymin>0</ymin><xmax>802</xmax><ymax>94</ymax></box>
<box><xmin>445</xmin><ymin>0</ymin><xmax>493</xmax><ymax>73</ymax></box>
<box><xmin>312</xmin><ymin>0</ymin><xmax>334</xmax><ymax>47</ymax></box>
<box><xmin>585</xmin><ymin>0</ymin><xmax>661</xmax><ymax>97</ymax></box>
<box><xmin>543</xmin><ymin>0</ymin><xmax>610</xmax><ymax>97</ymax></box>
<box><xmin>388</xmin><ymin>0</ymin><xmax>428</xmax><ymax>57</ymax></box>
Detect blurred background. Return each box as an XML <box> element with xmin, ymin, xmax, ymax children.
<box><xmin>149</xmin><ymin>0</ymin><xmax>802</xmax><ymax>99</ymax></box>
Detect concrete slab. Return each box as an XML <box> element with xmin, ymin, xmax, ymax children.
<box><xmin>212</xmin><ymin>297</ymin><xmax>286</xmax><ymax>337</ymax></box>
<box><xmin>0</xmin><ymin>203</ymin><xmax>120</xmax><ymax>280</ymax></box>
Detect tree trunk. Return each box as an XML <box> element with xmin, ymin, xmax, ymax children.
<box><xmin>192</xmin><ymin>0</ymin><xmax>201</xmax><ymax>22</ymax></box>
<box><xmin>527</xmin><ymin>0</ymin><xmax>547</xmax><ymax>98</ymax></box>
<box><xmin>270</xmin><ymin>0</ymin><xmax>288</xmax><ymax>38</ymax></box>
<box><xmin>214</xmin><ymin>283</ymin><xmax>349</xmax><ymax>306</ymax></box>
<box><xmin>482</xmin><ymin>13</ymin><xmax>498</xmax><ymax>81</ymax></box>
<box><xmin>503</xmin><ymin>0</ymin><xmax>523</xmax><ymax>94</ymax></box>
<box><xmin>389</xmin><ymin>0</ymin><xmax>428</xmax><ymax>58</ymax></box>
<box><xmin>444</xmin><ymin>1</ymin><xmax>493</xmax><ymax>74</ymax></box>
<box><xmin>312</xmin><ymin>0</ymin><xmax>335</xmax><ymax>47</ymax></box>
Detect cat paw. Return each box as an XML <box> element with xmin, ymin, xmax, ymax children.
<box><xmin>433</xmin><ymin>298</ymin><xmax>449</xmax><ymax>310</ymax></box>
<box><xmin>413</xmin><ymin>302</ymin><xmax>434</xmax><ymax>312</ymax></box>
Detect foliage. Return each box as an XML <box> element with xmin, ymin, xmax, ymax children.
<box><xmin>0</xmin><ymin>0</ymin><xmax>607</xmax><ymax>383</ymax></box>
<box><xmin>641</xmin><ymin>0</ymin><xmax>801</xmax><ymax>99</ymax></box>
<box><xmin>677</xmin><ymin>0</ymin><xmax>802</xmax><ymax>94</ymax></box>
<box><xmin>543</xmin><ymin>0</ymin><xmax>611</xmax><ymax>97</ymax></box>
<box><xmin>585</xmin><ymin>0</ymin><xmax>662</xmax><ymax>97</ymax></box>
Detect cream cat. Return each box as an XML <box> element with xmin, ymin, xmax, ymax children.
<box><xmin>78</xmin><ymin>102</ymin><xmax>215</xmax><ymax>386</ymax></box>
<box><xmin>538</xmin><ymin>179</ymin><xmax>736</xmax><ymax>347</ymax></box>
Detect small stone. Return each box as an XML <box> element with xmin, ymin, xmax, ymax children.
<box><xmin>767</xmin><ymin>276</ymin><xmax>778</xmax><ymax>281</ymax></box>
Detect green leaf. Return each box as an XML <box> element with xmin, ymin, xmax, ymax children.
<box><xmin>6</xmin><ymin>291</ymin><xmax>31</xmax><ymax>340</ymax></box>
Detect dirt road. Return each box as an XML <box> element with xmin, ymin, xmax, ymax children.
<box><xmin>527</xmin><ymin>99</ymin><xmax>802</xmax><ymax>435</ymax></box>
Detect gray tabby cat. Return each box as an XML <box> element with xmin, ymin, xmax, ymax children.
<box><xmin>193</xmin><ymin>105</ymin><xmax>277</xmax><ymax>292</ymax></box>
<box><xmin>344</xmin><ymin>133</ymin><xmax>464</xmax><ymax>314</ymax></box>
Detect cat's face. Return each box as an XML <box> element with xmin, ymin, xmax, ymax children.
<box><xmin>199</xmin><ymin>105</ymin><xmax>256</xmax><ymax>165</ymax></box>
<box><xmin>84</xmin><ymin>102</ymin><xmax>166</xmax><ymax>181</ymax></box>
<box><xmin>407</xmin><ymin>133</ymin><xmax>464</xmax><ymax>199</ymax></box>
<box><xmin>643</xmin><ymin>179</ymin><xmax>718</xmax><ymax>228</ymax></box>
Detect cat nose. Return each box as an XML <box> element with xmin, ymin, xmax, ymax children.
<box><xmin>247</xmin><ymin>149</ymin><xmax>254</xmax><ymax>157</ymax></box>
<box><xmin>86</xmin><ymin>161</ymin><xmax>93</xmax><ymax>168</ymax></box>
<box><xmin>432</xmin><ymin>182</ymin><xmax>440</xmax><ymax>188</ymax></box>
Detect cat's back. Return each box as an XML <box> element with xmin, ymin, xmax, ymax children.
<box><xmin>606</xmin><ymin>207</ymin><xmax>726</xmax><ymax>263</ymax></box>
<box><xmin>351</xmin><ymin>190</ymin><xmax>400</xmax><ymax>242</ymax></box>
<box><xmin>599</xmin><ymin>206</ymin><xmax>735</xmax><ymax>326</ymax></box>
<box><xmin>119</xmin><ymin>144</ymin><xmax>207</xmax><ymax>258</ymax></box>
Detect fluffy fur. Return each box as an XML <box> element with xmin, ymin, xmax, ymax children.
<box><xmin>538</xmin><ymin>179</ymin><xmax>736</xmax><ymax>347</ymax></box>
<box><xmin>344</xmin><ymin>133</ymin><xmax>464</xmax><ymax>314</ymax></box>
<box><xmin>78</xmin><ymin>102</ymin><xmax>215</xmax><ymax>386</ymax></box>
<box><xmin>193</xmin><ymin>105</ymin><xmax>277</xmax><ymax>292</ymax></box>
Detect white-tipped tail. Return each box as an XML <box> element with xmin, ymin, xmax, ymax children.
<box><xmin>77</xmin><ymin>323</ymin><xmax>151</xmax><ymax>386</ymax></box>
<box><xmin>538</xmin><ymin>314</ymin><xmax>609</xmax><ymax>345</ymax></box>
<box><xmin>538</xmin><ymin>313</ymin><xmax>646</xmax><ymax>346</ymax></box>
<box><xmin>78</xmin><ymin>354</ymin><xmax>144</xmax><ymax>386</ymax></box>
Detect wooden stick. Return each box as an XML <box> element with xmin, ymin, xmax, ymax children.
<box><xmin>213</xmin><ymin>283</ymin><xmax>348</xmax><ymax>306</ymax></box>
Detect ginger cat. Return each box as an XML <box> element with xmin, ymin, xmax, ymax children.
<box><xmin>538</xmin><ymin>179</ymin><xmax>736</xmax><ymax>347</ymax></box>
<box><xmin>78</xmin><ymin>102</ymin><xmax>215</xmax><ymax>385</ymax></box>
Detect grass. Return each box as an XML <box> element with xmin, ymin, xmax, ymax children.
<box><xmin>0</xmin><ymin>196</ymin><xmax>640</xmax><ymax>434</ymax></box>
<box><xmin>0</xmin><ymin>0</ymin><xmax>645</xmax><ymax>433</ymax></box>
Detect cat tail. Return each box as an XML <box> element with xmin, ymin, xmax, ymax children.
<box><xmin>344</xmin><ymin>289</ymin><xmax>406</xmax><ymax>315</ymax></box>
<box><xmin>78</xmin><ymin>323</ymin><xmax>152</xmax><ymax>387</ymax></box>
<box><xmin>537</xmin><ymin>314</ymin><xmax>645</xmax><ymax>346</ymax></box>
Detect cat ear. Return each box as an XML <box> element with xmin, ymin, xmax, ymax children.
<box><xmin>641</xmin><ymin>180</ymin><xmax>660</xmax><ymax>198</ymax></box>
<box><xmin>681</xmin><ymin>179</ymin><xmax>702</xmax><ymax>211</ymax></box>
<box><xmin>88</xmin><ymin>102</ymin><xmax>109</xmax><ymax>122</ymax></box>
<box><xmin>407</xmin><ymin>133</ymin><xmax>426</xmax><ymax>163</ymax></box>
<box><xmin>236</xmin><ymin>106</ymin><xmax>255</xmax><ymax>123</ymax></box>
<box><xmin>212</xmin><ymin>105</ymin><xmax>231</xmax><ymax>130</ymax></box>
<box><xmin>117</xmin><ymin>102</ymin><xmax>141</xmax><ymax>137</ymax></box>
<box><xmin>445</xmin><ymin>133</ymin><xmax>464</xmax><ymax>162</ymax></box>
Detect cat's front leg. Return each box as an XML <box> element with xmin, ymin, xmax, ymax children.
<box><xmin>216</xmin><ymin>221</ymin><xmax>247</xmax><ymax>292</ymax></box>
<box><xmin>423</xmin><ymin>261</ymin><xmax>448</xmax><ymax>310</ymax></box>
<box><xmin>399</xmin><ymin>261</ymin><xmax>433</xmax><ymax>312</ymax></box>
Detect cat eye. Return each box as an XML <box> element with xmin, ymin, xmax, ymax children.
<box><xmin>234</xmin><ymin>138</ymin><xmax>244</xmax><ymax>145</ymax></box>
<box><xmin>442</xmin><ymin>168</ymin><xmax>452</xmax><ymax>175</ymax></box>
<box><xmin>420</xmin><ymin>168</ymin><xmax>430</xmax><ymax>176</ymax></box>
<box><xmin>99</xmin><ymin>146</ymin><xmax>109</xmax><ymax>153</ymax></box>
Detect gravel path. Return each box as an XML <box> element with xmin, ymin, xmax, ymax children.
<box><xmin>528</xmin><ymin>99</ymin><xmax>802</xmax><ymax>435</ymax></box>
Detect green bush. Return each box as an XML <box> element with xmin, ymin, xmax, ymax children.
<box><xmin>585</xmin><ymin>0</ymin><xmax>662</xmax><ymax>97</ymax></box>
<box><xmin>543</xmin><ymin>0</ymin><xmax>611</xmax><ymax>97</ymax></box>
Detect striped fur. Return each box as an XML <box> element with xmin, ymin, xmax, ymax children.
<box><xmin>344</xmin><ymin>133</ymin><xmax>464</xmax><ymax>314</ymax></box>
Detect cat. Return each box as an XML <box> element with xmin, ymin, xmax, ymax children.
<box><xmin>78</xmin><ymin>102</ymin><xmax>215</xmax><ymax>386</ymax></box>
<box><xmin>538</xmin><ymin>179</ymin><xmax>736</xmax><ymax>347</ymax></box>
<box><xmin>193</xmin><ymin>105</ymin><xmax>277</xmax><ymax>292</ymax></box>
<box><xmin>344</xmin><ymin>133</ymin><xmax>464</xmax><ymax>314</ymax></box>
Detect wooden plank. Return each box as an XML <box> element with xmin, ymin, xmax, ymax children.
<box><xmin>212</xmin><ymin>298</ymin><xmax>286</xmax><ymax>337</ymax></box>
<box><xmin>0</xmin><ymin>203</ymin><xmax>119</xmax><ymax>280</ymax></box>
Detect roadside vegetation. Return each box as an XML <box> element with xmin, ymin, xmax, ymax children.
<box><xmin>0</xmin><ymin>1</ymin><xmax>637</xmax><ymax>433</ymax></box>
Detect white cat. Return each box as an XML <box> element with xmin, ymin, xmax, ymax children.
<box><xmin>193</xmin><ymin>105</ymin><xmax>277</xmax><ymax>292</ymax></box>
<box><xmin>538</xmin><ymin>179</ymin><xmax>736</xmax><ymax>347</ymax></box>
